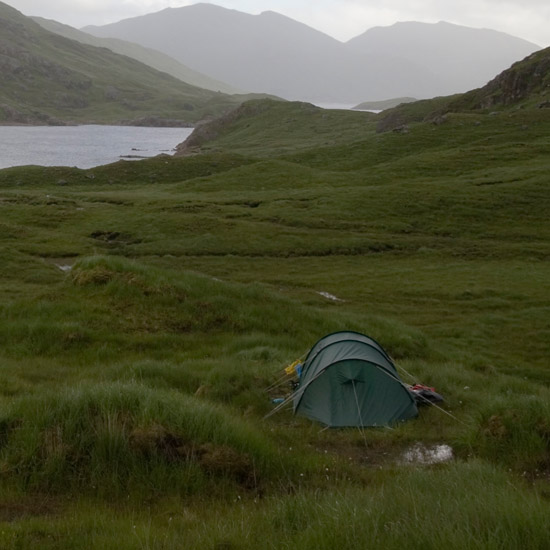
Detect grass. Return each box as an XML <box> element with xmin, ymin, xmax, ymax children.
<box><xmin>0</xmin><ymin>463</ymin><xmax>549</xmax><ymax>549</ymax></box>
<box><xmin>0</xmin><ymin>95</ymin><xmax>549</xmax><ymax>546</ymax></box>
<box><xmin>0</xmin><ymin>382</ymin><xmax>299</xmax><ymax>498</ymax></box>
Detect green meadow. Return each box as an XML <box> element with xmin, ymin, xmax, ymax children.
<box><xmin>0</xmin><ymin>97</ymin><xmax>549</xmax><ymax>548</ymax></box>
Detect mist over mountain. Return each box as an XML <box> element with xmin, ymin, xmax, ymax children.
<box><xmin>83</xmin><ymin>3</ymin><xmax>540</xmax><ymax>103</ymax></box>
<box><xmin>346</xmin><ymin>21</ymin><xmax>539</xmax><ymax>96</ymax></box>
<box><xmin>0</xmin><ymin>2</ymin><xmax>253</xmax><ymax>125</ymax></box>
<box><xmin>33</xmin><ymin>16</ymin><xmax>242</xmax><ymax>95</ymax></box>
<box><xmin>83</xmin><ymin>3</ymin><xmax>441</xmax><ymax>103</ymax></box>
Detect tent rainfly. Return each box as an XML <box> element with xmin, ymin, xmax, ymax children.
<box><xmin>293</xmin><ymin>331</ymin><xmax>418</xmax><ymax>427</ymax></box>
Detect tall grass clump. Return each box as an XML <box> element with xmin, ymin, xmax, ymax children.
<box><xmin>461</xmin><ymin>394</ymin><xmax>550</xmax><ymax>473</ymax></box>
<box><xmin>186</xmin><ymin>461</ymin><xmax>550</xmax><ymax>550</ymax></box>
<box><xmin>0</xmin><ymin>301</ymin><xmax>98</xmax><ymax>358</ymax></box>
<box><xmin>70</xmin><ymin>255</ymin><xmax>308</xmax><ymax>336</ymax></box>
<box><xmin>0</xmin><ymin>382</ymin><xmax>298</xmax><ymax>497</ymax></box>
<box><xmin>106</xmin><ymin>360</ymin><xmax>202</xmax><ymax>393</ymax></box>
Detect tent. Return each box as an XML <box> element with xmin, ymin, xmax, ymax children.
<box><xmin>293</xmin><ymin>331</ymin><xmax>418</xmax><ymax>427</ymax></box>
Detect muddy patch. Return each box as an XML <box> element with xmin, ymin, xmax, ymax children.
<box><xmin>89</xmin><ymin>230</ymin><xmax>142</xmax><ymax>245</ymax></box>
<box><xmin>0</xmin><ymin>497</ymin><xmax>61</xmax><ymax>522</ymax></box>
<box><xmin>129</xmin><ymin>426</ymin><xmax>256</xmax><ymax>487</ymax></box>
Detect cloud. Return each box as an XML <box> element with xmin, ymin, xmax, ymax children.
<box><xmin>301</xmin><ymin>0</ymin><xmax>548</xmax><ymax>44</ymax></box>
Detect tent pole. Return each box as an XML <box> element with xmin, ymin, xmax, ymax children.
<box><xmin>352</xmin><ymin>380</ymin><xmax>368</xmax><ymax>448</ymax></box>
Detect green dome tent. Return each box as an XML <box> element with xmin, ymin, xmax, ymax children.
<box><xmin>293</xmin><ymin>331</ymin><xmax>418</xmax><ymax>427</ymax></box>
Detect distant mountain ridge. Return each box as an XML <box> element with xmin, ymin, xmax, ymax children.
<box><xmin>32</xmin><ymin>16</ymin><xmax>242</xmax><ymax>95</ymax></box>
<box><xmin>346</xmin><ymin>21</ymin><xmax>539</xmax><ymax>96</ymax></box>
<box><xmin>0</xmin><ymin>2</ymin><xmax>256</xmax><ymax>125</ymax></box>
<box><xmin>83</xmin><ymin>3</ymin><xmax>540</xmax><ymax>103</ymax></box>
<box><xmin>82</xmin><ymin>4</ymin><xmax>442</xmax><ymax>103</ymax></box>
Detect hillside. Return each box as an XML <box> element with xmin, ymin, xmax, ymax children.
<box><xmin>84</xmin><ymin>3</ymin><xmax>539</xmax><ymax>103</ymax></box>
<box><xmin>449</xmin><ymin>47</ymin><xmax>550</xmax><ymax>110</ymax></box>
<box><xmin>353</xmin><ymin>97</ymin><xmax>417</xmax><ymax>111</ymax></box>
<box><xmin>175</xmin><ymin>99</ymin><xmax>376</xmax><ymax>156</ymax></box>
<box><xmin>374</xmin><ymin>45</ymin><xmax>550</xmax><ymax>132</ymax></box>
<box><xmin>0</xmin><ymin>2</ymin><xmax>251</xmax><ymax>125</ymax></box>
<box><xmin>33</xmin><ymin>16</ymin><xmax>242</xmax><ymax>95</ymax></box>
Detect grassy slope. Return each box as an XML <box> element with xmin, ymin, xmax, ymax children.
<box><xmin>0</xmin><ymin>2</ymin><xmax>247</xmax><ymax>125</ymax></box>
<box><xmin>374</xmin><ymin>46</ymin><xmax>550</xmax><ymax>132</ymax></box>
<box><xmin>0</xmin><ymin>94</ymin><xmax>549</xmax><ymax>546</ymax></box>
<box><xmin>32</xmin><ymin>16</ymin><xmax>243</xmax><ymax>95</ymax></box>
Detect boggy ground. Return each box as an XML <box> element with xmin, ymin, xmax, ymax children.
<box><xmin>0</xmin><ymin>99</ymin><xmax>549</xmax><ymax>548</ymax></box>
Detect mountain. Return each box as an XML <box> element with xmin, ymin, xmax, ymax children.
<box><xmin>82</xmin><ymin>3</ymin><xmax>443</xmax><ymax>103</ymax></box>
<box><xmin>0</xmin><ymin>2</ymin><xmax>251</xmax><ymax>125</ymax></box>
<box><xmin>83</xmin><ymin>3</ymin><xmax>540</xmax><ymax>103</ymax></box>
<box><xmin>32</xmin><ymin>16</ymin><xmax>242</xmax><ymax>95</ymax></box>
<box><xmin>346</xmin><ymin>21</ymin><xmax>540</xmax><ymax>96</ymax></box>
<box><xmin>448</xmin><ymin>47</ymin><xmax>550</xmax><ymax>110</ymax></box>
<box><xmin>374</xmin><ymin>46</ymin><xmax>550</xmax><ymax>132</ymax></box>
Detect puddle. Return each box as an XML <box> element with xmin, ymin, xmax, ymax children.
<box><xmin>401</xmin><ymin>444</ymin><xmax>453</xmax><ymax>465</ymax></box>
<box><xmin>317</xmin><ymin>291</ymin><xmax>345</xmax><ymax>302</ymax></box>
<box><xmin>43</xmin><ymin>257</ymin><xmax>76</xmax><ymax>273</ymax></box>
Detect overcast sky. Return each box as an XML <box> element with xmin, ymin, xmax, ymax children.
<box><xmin>7</xmin><ymin>0</ymin><xmax>548</xmax><ymax>46</ymax></box>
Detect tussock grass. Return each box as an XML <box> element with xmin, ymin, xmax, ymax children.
<box><xmin>463</xmin><ymin>394</ymin><xmax>550</xmax><ymax>473</ymax></box>
<box><xmin>259</xmin><ymin>462</ymin><xmax>550</xmax><ymax>550</ymax></box>
<box><xmin>2</xmin><ymin>462</ymin><xmax>546</xmax><ymax>549</ymax></box>
<box><xmin>186</xmin><ymin>462</ymin><xmax>550</xmax><ymax>550</ymax></box>
<box><xmin>0</xmin><ymin>382</ymin><xmax>295</xmax><ymax>496</ymax></box>
<box><xmin>0</xmin><ymin>254</ymin><xmax>425</xmax><ymax>365</ymax></box>
<box><xmin>107</xmin><ymin>359</ymin><xmax>202</xmax><ymax>394</ymax></box>
<box><xmin>0</xmin><ymin>153</ymin><xmax>253</xmax><ymax>189</ymax></box>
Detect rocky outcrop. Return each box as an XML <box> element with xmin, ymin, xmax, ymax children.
<box><xmin>376</xmin><ymin>47</ymin><xmax>550</xmax><ymax>132</ymax></box>
<box><xmin>0</xmin><ymin>103</ymin><xmax>65</xmax><ymax>125</ymax></box>
<box><xmin>375</xmin><ymin>96</ymin><xmax>454</xmax><ymax>133</ymax></box>
<box><xmin>449</xmin><ymin>47</ymin><xmax>550</xmax><ymax>110</ymax></box>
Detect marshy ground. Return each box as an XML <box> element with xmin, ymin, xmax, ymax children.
<box><xmin>0</xmin><ymin>99</ymin><xmax>549</xmax><ymax>548</ymax></box>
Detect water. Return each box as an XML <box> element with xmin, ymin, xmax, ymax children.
<box><xmin>401</xmin><ymin>444</ymin><xmax>454</xmax><ymax>465</ymax></box>
<box><xmin>0</xmin><ymin>125</ymin><xmax>194</xmax><ymax>169</ymax></box>
<box><xmin>313</xmin><ymin>102</ymin><xmax>381</xmax><ymax>113</ymax></box>
<box><xmin>314</xmin><ymin>102</ymin><xmax>358</xmax><ymax>110</ymax></box>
